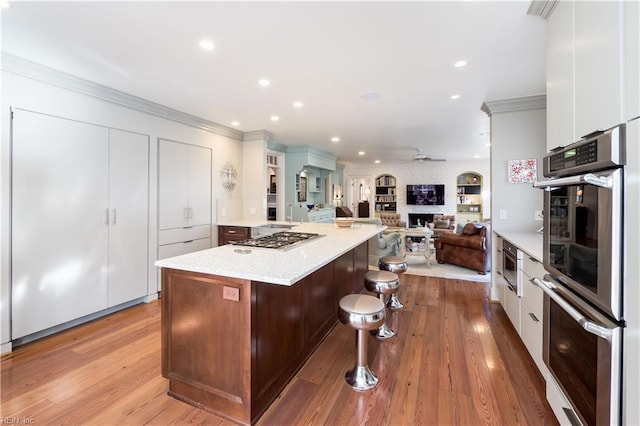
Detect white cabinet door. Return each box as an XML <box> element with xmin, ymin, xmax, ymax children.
<box><xmin>107</xmin><ymin>129</ymin><xmax>149</xmax><ymax>307</ymax></box>
<box><xmin>158</xmin><ymin>140</ymin><xmax>211</xmax><ymax>229</ymax></box>
<box><xmin>12</xmin><ymin>110</ymin><xmax>109</xmax><ymax>339</ymax></box>
<box><xmin>187</xmin><ymin>144</ymin><xmax>212</xmax><ymax>227</ymax></box>
<box><xmin>626</xmin><ymin>0</ymin><xmax>640</xmax><ymax>121</ymax></box>
<box><xmin>574</xmin><ymin>1</ymin><xmax>625</xmax><ymax>137</ymax></box>
<box><xmin>546</xmin><ymin>0</ymin><xmax>575</xmax><ymax>152</ymax></box>
<box><xmin>158</xmin><ymin>140</ymin><xmax>189</xmax><ymax>230</ymax></box>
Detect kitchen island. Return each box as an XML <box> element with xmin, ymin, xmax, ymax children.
<box><xmin>156</xmin><ymin>222</ymin><xmax>383</xmax><ymax>425</ymax></box>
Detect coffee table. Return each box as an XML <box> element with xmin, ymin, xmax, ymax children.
<box><xmin>398</xmin><ymin>228</ymin><xmax>434</xmax><ymax>267</ymax></box>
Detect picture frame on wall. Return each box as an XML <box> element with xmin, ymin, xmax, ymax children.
<box><xmin>298</xmin><ymin>176</ymin><xmax>307</xmax><ymax>202</ymax></box>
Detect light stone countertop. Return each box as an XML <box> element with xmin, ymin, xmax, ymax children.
<box><xmin>155</xmin><ymin>222</ymin><xmax>383</xmax><ymax>286</ymax></box>
<box><xmin>216</xmin><ymin>219</ymin><xmax>294</xmax><ymax>228</ymax></box>
<box><xmin>495</xmin><ymin>231</ymin><xmax>544</xmax><ymax>261</ymax></box>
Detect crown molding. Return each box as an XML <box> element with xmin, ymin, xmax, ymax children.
<box><xmin>527</xmin><ymin>0</ymin><xmax>558</xmax><ymax>20</ymax></box>
<box><xmin>243</xmin><ymin>130</ymin><xmax>273</xmax><ymax>142</ymax></box>
<box><xmin>2</xmin><ymin>53</ymin><xmax>243</xmax><ymax>140</ymax></box>
<box><xmin>481</xmin><ymin>94</ymin><xmax>547</xmax><ymax>117</ymax></box>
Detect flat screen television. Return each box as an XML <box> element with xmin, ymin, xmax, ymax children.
<box><xmin>406</xmin><ymin>184</ymin><xmax>445</xmax><ymax>205</ymax></box>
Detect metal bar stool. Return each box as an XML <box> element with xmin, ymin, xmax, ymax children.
<box><xmin>364</xmin><ymin>270</ymin><xmax>400</xmax><ymax>339</ymax></box>
<box><xmin>338</xmin><ymin>294</ymin><xmax>386</xmax><ymax>391</ymax></box>
<box><xmin>378</xmin><ymin>255</ymin><xmax>408</xmax><ymax>310</ymax></box>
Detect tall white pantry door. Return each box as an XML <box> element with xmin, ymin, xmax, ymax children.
<box><xmin>107</xmin><ymin>129</ymin><xmax>149</xmax><ymax>307</ymax></box>
<box><xmin>12</xmin><ymin>110</ymin><xmax>109</xmax><ymax>339</ymax></box>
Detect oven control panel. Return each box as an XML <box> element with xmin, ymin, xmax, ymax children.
<box><xmin>543</xmin><ymin>124</ymin><xmax>626</xmax><ymax>177</ymax></box>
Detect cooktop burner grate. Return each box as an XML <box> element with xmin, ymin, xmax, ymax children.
<box><xmin>230</xmin><ymin>231</ymin><xmax>323</xmax><ymax>250</ymax></box>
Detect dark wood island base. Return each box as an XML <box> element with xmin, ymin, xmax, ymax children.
<box><xmin>161</xmin><ymin>242</ymin><xmax>368</xmax><ymax>425</ymax></box>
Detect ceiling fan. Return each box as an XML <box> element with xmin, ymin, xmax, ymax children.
<box><xmin>405</xmin><ymin>149</ymin><xmax>446</xmax><ymax>163</ymax></box>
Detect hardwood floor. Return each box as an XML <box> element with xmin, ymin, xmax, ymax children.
<box><xmin>1</xmin><ymin>275</ymin><xmax>558</xmax><ymax>425</ymax></box>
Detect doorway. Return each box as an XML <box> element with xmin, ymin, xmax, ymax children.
<box><xmin>348</xmin><ymin>176</ymin><xmax>371</xmax><ymax>218</ymax></box>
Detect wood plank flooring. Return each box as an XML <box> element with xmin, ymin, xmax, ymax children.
<box><xmin>1</xmin><ymin>275</ymin><xmax>558</xmax><ymax>425</ymax></box>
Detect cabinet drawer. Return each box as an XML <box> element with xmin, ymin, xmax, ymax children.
<box><xmin>159</xmin><ymin>225</ymin><xmax>211</xmax><ymax>245</ymax></box>
<box><xmin>521</xmin><ymin>255</ymin><xmax>546</xmax><ymax>280</ymax></box>
<box><xmin>521</xmin><ymin>275</ymin><xmax>544</xmax><ymax>321</ymax></box>
<box><xmin>219</xmin><ymin>226</ymin><xmax>250</xmax><ymax>238</ymax></box>
<box><xmin>503</xmin><ymin>285</ymin><xmax>520</xmax><ymax>334</ymax></box>
<box><xmin>158</xmin><ymin>237</ymin><xmax>211</xmax><ymax>260</ymax></box>
<box><xmin>520</xmin><ymin>302</ymin><xmax>545</xmax><ymax>374</ymax></box>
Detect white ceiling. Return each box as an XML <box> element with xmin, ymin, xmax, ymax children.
<box><xmin>1</xmin><ymin>1</ymin><xmax>546</xmax><ymax>166</ymax></box>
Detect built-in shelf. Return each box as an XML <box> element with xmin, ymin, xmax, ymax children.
<box><xmin>457</xmin><ymin>172</ymin><xmax>483</xmax><ymax>222</ymax></box>
<box><xmin>375</xmin><ymin>174</ymin><xmax>396</xmax><ymax>214</ymax></box>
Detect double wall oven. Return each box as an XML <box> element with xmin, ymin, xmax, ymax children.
<box><xmin>533</xmin><ymin>125</ymin><xmax>626</xmax><ymax>426</ymax></box>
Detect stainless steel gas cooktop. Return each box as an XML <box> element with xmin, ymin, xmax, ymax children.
<box><xmin>230</xmin><ymin>231</ymin><xmax>323</xmax><ymax>251</ymax></box>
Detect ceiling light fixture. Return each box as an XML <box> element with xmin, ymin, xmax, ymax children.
<box><xmin>330</xmin><ymin>137</ymin><xmax>340</xmax><ymax>143</ymax></box>
<box><xmin>484</xmin><ymin>143</ymin><xmax>491</xmax><ymax>147</ymax></box>
<box><xmin>270</xmin><ymin>115</ymin><xmax>280</xmax><ymax>122</ymax></box>
<box><xmin>293</xmin><ymin>101</ymin><xmax>304</xmax><ymax>108</ymax></box>
<box><xmin>231</xmin><ymin>121</ymin><xmax>240</xmax><ymax>127</ymax></box>
<box><xmin>360</xmin><ymin>91</ymin><xmax>381</xmax><ymax>100</ymax></box>
<box><xmin>358</xmin><ymin>151</ymin><xmax>365</xmax><ymax>156</ymax></box>
<box><xmin>374</xmin><ymin>160</ymin><xmax>381</xmax><ymax>164</ymax></box>
<box><xmin>454</xmin><ymin>60</ymin><xmax>467</xmax><ymax>68</ymax></box>
<box><xmin>450</xmin><ymin>94</ymin><xmax>461</xmax><ymax>100</ymax></box>
<box><xmin>258</xmin><ymin>79</ymin><xmax>271</xmax><ymax>87</ymax></box>
<box><xmin>199</xmin><ymin>39</ymin><xmax>215</xmax><ymax>51</ymax></box>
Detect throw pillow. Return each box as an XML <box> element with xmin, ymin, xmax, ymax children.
<box><xmin>434</xmin><ymin>219</ymin><xmax>450</xmax><ymax>229</ymax></box>
<box><xmin>462</xmin><ymin>223</ymin><xmax>482</xmax><ymax>235</ymax></box>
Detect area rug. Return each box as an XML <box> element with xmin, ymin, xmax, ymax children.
<box><xmin>373</xmin><ymin>255</ymin><xmax>491</xmax><ymax>283</ymax></box>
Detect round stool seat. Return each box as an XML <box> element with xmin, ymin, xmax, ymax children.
<box><xmin>338</xmin><ymin>294</ymin><xmax>386</xmax><ymax>391</ymax></box>
<box><xmin>378</xmin><ymin>255</ymin><xmax>408</xmax><ymax>274</ymax></box>
<box><xmin>338</xmin><ymin>294</ymin><xmax>385</xmax><ymax>331</ymax></box>
<box><xmin>364</xmin><ymin>270</ymin><xmax>400</xmax><ymax>295</ymax></box>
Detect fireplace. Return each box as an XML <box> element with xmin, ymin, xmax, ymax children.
<box><xmin>408</xmin><ymin>213</ymin><xmax>435</xmax><ymax>227</ymax></box>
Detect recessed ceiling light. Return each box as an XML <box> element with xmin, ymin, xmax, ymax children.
<box><xmin>358</xmin><ymin>151</ymin><xmax>365</xmax><ymax>156</ymax></box>
<box><xmin>374</xmin><ymin>160</ymin><xmax>381</xmax><ymax>164</ymax></box>
<box><xmin>330</xmin><ymin>137</ymin><xmax>340</xmax><ymax>143</ymax></box>
<box><xmin>231</xmin><ymin>121</ymin><xmax>240</xmax><ymax>127</ymax></box>
<box><xmin>454</xmin><ymin>60</ymin><xmax>467</xmax><ymax>68</ymax></box>
<box><xmin>360</xmin><ymin>91</ymin><xmax>381</xmax><ymax>100</ymax></box>
<box><xmin>259</xmin><ymin>79</ymin><xmax>271</xmax><ymax>87</ymax></box>
<box><xmin>293</xmin><ymin>101</ymin><xmax>304</xmax><ymax>109</ymax></box>
<box><xmin>474</xmin><ymin>155</ymin><xmax>481</xmax><ymax>159</ymax></box>
<box><xmin>270</xmin><ymin>115</ymin><xmax>280</xmax><ymax>122</ymax></box>
<box><xmin>450</xmin><ymin>94</ymin><xmax>461</xmax><ymax>100</ymax></box>
<box><xmin>484</xmin><ymin>143</ymin><xmax>491</xmax><ymax>147</ymax></box>
<box><xmin>199</xmin><ymin>39</ymin><xmax>215</xmax><ymax>51</ymax></box>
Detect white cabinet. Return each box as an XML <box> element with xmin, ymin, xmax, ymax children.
<box><xmin>492</xmin><ymin>235</ymin><xmax>506</xmax><ymax>303</ymax></box>
<box><xmin>546</xmin><ymin>0</ymin><xmax>575</xmax><ymax>151</ymax></box>
<box><xmin>158</xmin><ymin>139</ymin><xmax>211</xmax><ymax>230</ymax></box>
<box><xmin>574</xmin><ymin>1</ymin><xmax>625</xmax><ymax>137</ymax></box>
<box><xmin>546</xmin><ymin>0</ymin><xmax>632</xmax><ymax>152</ymax></box>
<box><xmin>11</xmin><ymin>110</ymin><xmax>149</xmax><ymax>339</ymax></box>
<box><xmin>307</xmin><ymin>208</ymin><xmax>335</xmax><ymax>223</ymax></box>
<box><xmin>520</xmin><ymin>254</ymin><xmax>546</xmax><ymax>374</ymax></box>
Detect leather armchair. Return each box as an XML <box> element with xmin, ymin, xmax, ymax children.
<box><xmin>354</xmin><ymin>218</ymin><xmax>401</xmax><ymax>265</ymax></box>
<box><xmin>379</xmin><ymin>213</ymin><xmax>406</xmax><ymax>230</ymax></box>
<box><xmin>435</xmin><ymin>222</ymin><xmax>491</xmax><ymax>274</ymax></box>
<box><xmin>427</xmin><ymin>214</ymin><xmax>456</xmax><ymax>237</ymax></box>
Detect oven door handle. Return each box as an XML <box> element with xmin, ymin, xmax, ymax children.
<box><xmin>532</xmin><ymin>277</ymin><xmax>613</xmax><ymax>341</ymax></box>
<box><xmin>532</xmin><ymin>173</ymin><xmax>611</xmax><ymax>190</ymax></box>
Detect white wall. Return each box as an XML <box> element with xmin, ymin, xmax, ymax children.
<box><xmin>1</xmin><ymin>69</ymin><xmax>244</xmax><ymax>347</ymax></box>
<box><xmin>342</xmin><ymin>159</ymin><xmax>490</xmax><ymax>223</ymax></box>
<box><xmin>484</xmin><ymin>98</ymin><xmax>547</xmax><ymax>233</ymax></box>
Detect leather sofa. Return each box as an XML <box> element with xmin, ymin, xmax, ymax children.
<box><xmin>354</xmin><ymin>218</ymin><xmax>401</xmax><ymax>265</ymax></box>
<box><xmin>435</xmin><ymin>222</ymin><xmax>491</xmax><ymax>274</ymax></box>
<box><xmin>427</xmin><ymin>214</ymin><xmax>456</xmax><ymax>237</ymax></box>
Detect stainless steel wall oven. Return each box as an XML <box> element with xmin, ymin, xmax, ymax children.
<box><xmin>534</xmin><ymin>124</ymin><xmax>626</xmax><ymax>426</ymax></box>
